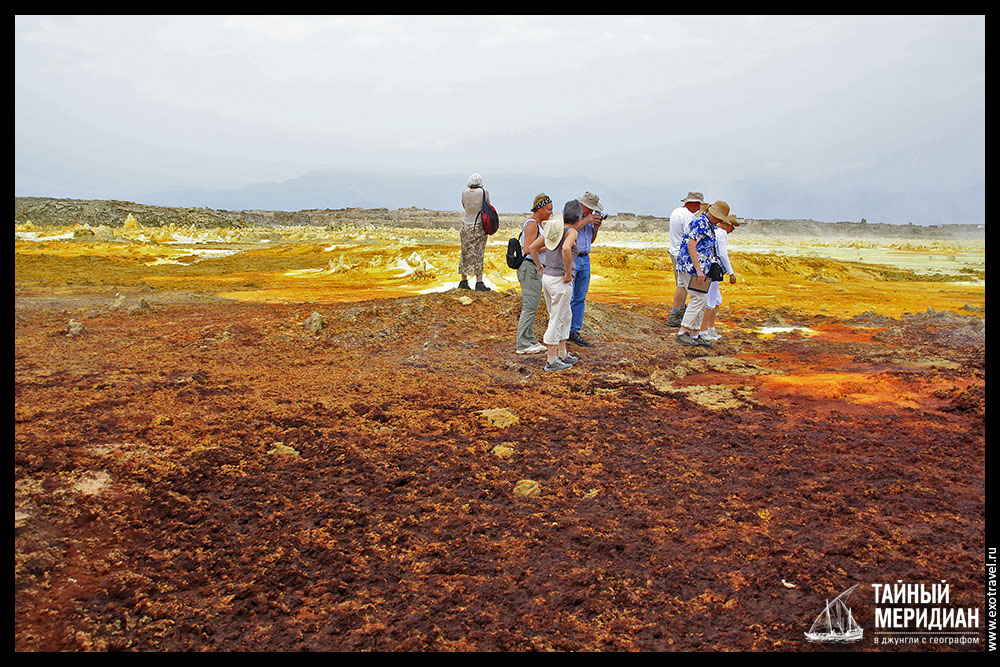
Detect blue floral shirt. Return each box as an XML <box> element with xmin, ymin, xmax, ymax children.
<box><xmin>675</xmin><ymin>213</ymin><xmax>717</xmax><ymax>276</ymax></box>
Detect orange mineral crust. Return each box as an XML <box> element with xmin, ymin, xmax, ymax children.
<box><xmin>15</xmin><ymin>219</ymin><xmax>985</xmax><ymax>651</ymax></box>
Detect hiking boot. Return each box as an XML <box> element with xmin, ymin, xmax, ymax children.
<box><xmin>560</xmin><ymin>353</ymin><xmax>579</xmax><ymax>365</ymax></box>
<box><xmin>458</xmin><ymin>280</ymin><xmax>471</xmax><ymax>290</ymax></box>
<box><xmin>675</xmin><ymin>332</ymin><xmax>697</xmax><ymax>346</ymax></box>
<box><xmin>568</xmin><ymin>331</ymin><xmax>592</xmax><ymax>347</ymax></box>
<box><xmin>666</xmin><ymin>309</ymin><xmax>685</xmax><ymax>327</ymax></box>
<box><xmin>544</xmin><ymin>359</ymin><xmax>573</xmax><ymax>372</ymax></box>
<box><xmin>475</xmin><ymin>282</ymin><xmax>491</xmax><ymax>291</ymax></box>
<box><xmin>516</xmin><ymin>343</ymin><xmax>546</xmax><ymax>354</ymax></box>
<box><xmin>693</xmin><ymin>335</ymin><xmax>713</xmax><ymax>348</ymax></box>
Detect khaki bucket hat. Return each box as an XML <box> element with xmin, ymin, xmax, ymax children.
<box><xmin>576</xmin><ymin>191</ymin><xmax>603</xmax><ymax>212</ymax></box>
<box><xmin>681</xmin><ymin>191</ymin><xmax>705</xmax><ymax>204</ymax></box>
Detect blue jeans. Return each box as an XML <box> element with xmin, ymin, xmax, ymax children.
<box><xmin>570</xmin><ymin>254</ymin><xmax>591</xmax><ymax>334</ymax></box>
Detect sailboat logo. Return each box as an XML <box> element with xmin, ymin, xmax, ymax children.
<box><xmin>804</xmin><ymin>584</ymin><xmax>864</xmax><ymax>643</ymax></box>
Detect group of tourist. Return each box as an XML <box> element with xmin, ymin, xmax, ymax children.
<box><xmin>459</xmin><ymin>175</ymin><xmax>738</xmax><ymax>371</ymax></box>
<box><xmin>666</xmin><ymin>191</ymin><xmax>739</xmax><ymax>346</ymax></box>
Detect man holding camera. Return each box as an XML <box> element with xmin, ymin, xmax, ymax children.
<box><xmin>568</xmin><ymin>191</ymin><xmax>605</xmax><ymax>347</ymax></box>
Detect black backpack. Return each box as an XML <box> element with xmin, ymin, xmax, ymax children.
<box><xmin>507</xmin><ymin>218</ymin><xmax>541</xmax><ymax>269</ymax></box>
<box><xmin>506</xmin><ymin>233</ymin><xmax>525</xmax><ymax>269</ymax></box>
<box><xmin>477</xmin><ymin>189</ymin><xmax>500</xmax><ymax>235</ymax></box>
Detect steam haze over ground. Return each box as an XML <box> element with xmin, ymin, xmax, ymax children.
<box><xmin>14</xmin><ymin>15</ymin><xmax>985</xmax><ymax>224</ymax></box>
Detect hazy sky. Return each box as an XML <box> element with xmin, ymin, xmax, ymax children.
<box><xmin>15</xmin><ymin>15</ymin><xmax>986</xmax><ymax>222</ymax></box>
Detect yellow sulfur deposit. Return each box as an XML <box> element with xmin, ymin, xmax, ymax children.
<box><xmin>13</xmin><ymin>214</ymin><xmax>984</xmax><ymax>320</ymax></box>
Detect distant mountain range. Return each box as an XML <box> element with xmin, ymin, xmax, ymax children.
<box><xmin>123</xmin><ymin>167</ymin><xmax>982</xmax><ymax>225</ymax></box>
<box><xmin>141</xmin><ymin>169</ymin><xmax>631</xmax><ymax>216</ymax></box>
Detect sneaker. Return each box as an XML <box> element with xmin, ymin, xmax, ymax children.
<box><xmin>516</xmin><ymin>343</ymin><xmax>546</xmax><ymax>354</ymax></box>
<box><xmin>693</xmin><ymin>335</ymin><xmax>713</xmax><ymax>348</ymax></box>
<box><xmin>475</xmin><ymin>282</ymin><xmax>491</xmax><ymax>292</ymax></box>
<box><xmin>458</xmin><ymin>280</ymin><xmax>471</xmax><ymax>290</ymax></box>
<box><xmin>699</xmin><ymin>328</ymin><xmax>720</xmax><ymax>341</ymax></box>
<box><xmin>544</xmin><ymin>359</ymin><xmax>573</xmax><ymax>372</ymax></box>
<box><xmin>560</xmin><ymin>353</ymin><xmax>579</xmax><ymax>365</ymax></box>
<box><xmin>675</xmin><ymin>332</ymin><xmax>697</xmax><ymax>346</ymax></box>
<box><xmin>568</xmin><ymin>331</ymin><xmax>592</xmax><ymax>347</ymax></box>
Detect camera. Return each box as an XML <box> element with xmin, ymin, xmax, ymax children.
<box><xmin>594</xmin><ymin>211</ymin><xmax>609</xmax><ymax>221</ymax></box>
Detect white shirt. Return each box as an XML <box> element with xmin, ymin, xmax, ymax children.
<box><xmin>715</xmin><ymin>227</ymin><xmax>735</xmax><ymax>275</ymax></box>
<box><xmin>669</xmin><ymin>205</ymin><xmax>695</xmax><ymax>257</ymax></box>
<box><xmin>462</xmin><ymin>187</ymin><xmax>489</xmax><ymax>226</ymax></box>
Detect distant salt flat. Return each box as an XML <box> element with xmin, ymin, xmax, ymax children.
<box><xmin>165</xmin><ymin>235</ymin><xmax>226</xmax><ymax>244</ymax></box>
<box><xmin>756</xmin><ymin>326</ymin><xmax>819</xmax><ymax>336</ymax></box>
<box><xmin>15</xmin><ymin>231</ymin><xmax>76</xmax><ymax>242</ymax></box>
<box><xmin>145</xmin><ymin>247</ymin><xmax>243</xmax><ymax>266</ymax></box>
<box><xmin>183</xmin><ymin>248</ymin><xmax>242</xmax><ymax>258</ymax></box>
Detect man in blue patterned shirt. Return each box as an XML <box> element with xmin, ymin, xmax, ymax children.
<box><xmin>675</xmin><ymin>200</ymin><xmax>731</xmax><ymax>348</ymax></box>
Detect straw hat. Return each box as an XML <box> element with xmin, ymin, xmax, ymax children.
<box><xmin>542</xmin><ymin>217</ymin><xmax>565</xmax><ymax>251</ymax></box>
<box><xmin>681</xmin><ymin>191</ymin><xmax>705</xmax><ymax>204</ymax></box>
<box><xmin>576</xmin><ymin>191</ymin><xmax>603</xmax><ymax>212</ymax></box>
<box><xmin>707</xmin><ymin>200</ymin><xmax>730</xmax><ymax>221</ymax></box>
<box><xmin>725</xmin><ymin>213</ymin><xmax>740</xmax><ymax>227</ymax></box>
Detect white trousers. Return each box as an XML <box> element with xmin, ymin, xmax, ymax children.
<box><xmin>541</xmin><ymin>273</ymin><xmax>574</xmax><ymax>345</ymax></box>
<box><xmin>707</xmin><ymin>281</ymin><xmax>722</xmax><ymax>309</ymax></box>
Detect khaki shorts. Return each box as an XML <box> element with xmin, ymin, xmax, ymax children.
<box><xmin>670</xmin><ymin>253</ymin><xmax>684</xmax><ymax>287</ymax></box>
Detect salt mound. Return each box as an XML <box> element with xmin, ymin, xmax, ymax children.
<box><xmin>477</xmin><ymin>408</ymin><xmax>519</xmax><ymax>428</ymax></box>
<box><xmin>268</xmin><ymin>442</ymin><xmax>301</xmax><ymax>457</ymax></box>
<box><xmin>513</xmin><ymin>480</ymin><xmax>541</xmax><ymax>498</ymax></box>
<box><xmin>491</xmin><ymin>444</ymin><xmax>515</xmax><ymax>459</ymax></box>
<box><xmin>128</xmin><ymin>298</ymin><xmax>152</xmax><ymax>314</ymax></box>
<box><xmin>151</xmin><ymin>229</ymin><xmax>176</xmax><ymax>243</ymax></box>
<box><xmin>73</xmin><ymin>470</ymin><xmax>111</xmax><ymax>496</ymax></box>
<box><xmin>304</xmin><ymin>312</ymin><xmax>326</xmax><ymax>333</ymax></box>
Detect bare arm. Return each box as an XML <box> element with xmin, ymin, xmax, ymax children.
<box><xmin>522</xmin><ymin>223</ymin><xmax>544</xmax><ymax>269</ymax></box>
<box><xmin>590</xmin><ymin>214</ymin><xmax>601</xmax><ymax>244</ymax></box>
<box><xmin>687</xmin><ymin>237</ymin><xmax>705</xmax><ymax>279</ymax></box>
<box><xmin>526</xmin><ymin>232</ymin><xmax>546</xmax><ymax>256</ymax></box>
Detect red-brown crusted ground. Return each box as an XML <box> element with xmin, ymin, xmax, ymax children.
<box><xmin>14</xmin><ymin>287</ymin><xmax>985</xmax><ymax>651</ymax></box>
